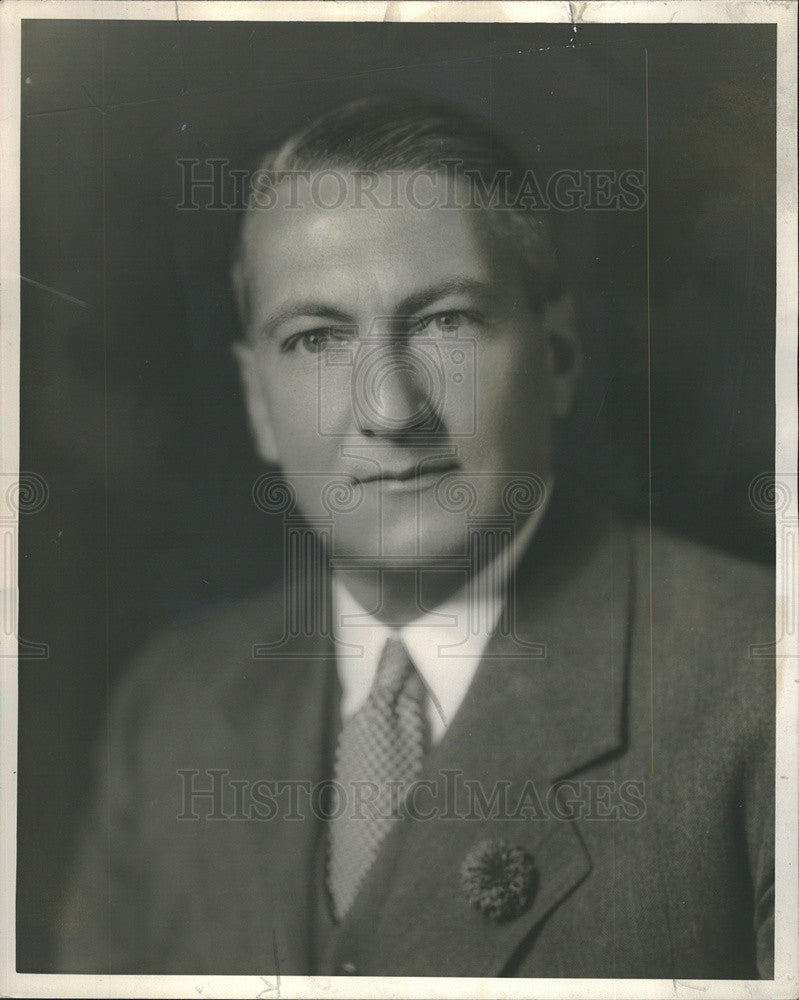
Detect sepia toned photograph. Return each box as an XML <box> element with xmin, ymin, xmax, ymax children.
<box><xmin>2</xmin><ymin>2</ymin><xmax>797</xmax><ymax>997</ymax></box>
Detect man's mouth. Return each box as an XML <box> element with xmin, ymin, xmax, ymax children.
<box><xmin>351</xmin><ymin>459</ymin><xmax>460</xmax><ymax>489</ymax></box>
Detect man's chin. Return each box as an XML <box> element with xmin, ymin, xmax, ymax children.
<box><xmin>327</xmin><ymin>517</ymin><xmax>468</xmax><ymax>567</ymax></box>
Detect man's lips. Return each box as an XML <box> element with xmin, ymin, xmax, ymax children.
<box><xmin>349</xmin><ymin>460</ymin><xmax>460</xmax><ymax>486</ymax></box>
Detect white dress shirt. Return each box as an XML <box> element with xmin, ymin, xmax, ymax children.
<box><xmin>332</xmin><ymin>483</ymin><xmax>552</xmax><ymax>744</ymax></box>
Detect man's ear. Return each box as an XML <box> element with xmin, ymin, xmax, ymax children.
<box><xmin>231</xmin><ymin>341</ymin><xmax>280</xmax><ymax>465</ymax></box>
<box><xmin>542</xmin><ymin>292</ymin><xmax>582</xmax><ymax>418</ymax></box>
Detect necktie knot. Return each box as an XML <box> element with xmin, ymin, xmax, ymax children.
<box><xmin>370</xmin><ymin>636</ymin><xmax>415</xmax><ymax>704</ymax></box>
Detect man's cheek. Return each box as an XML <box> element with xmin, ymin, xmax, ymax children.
<box><xmin>280</xmin><ymin>439</ymin><xmax>331</xmax><ymax>475</ymax></box>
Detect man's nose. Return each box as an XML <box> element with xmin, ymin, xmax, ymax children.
<box><xmin>352</xmin><ymin>342</ymin><xmax>439</xmax><ymax>438</ymax></box>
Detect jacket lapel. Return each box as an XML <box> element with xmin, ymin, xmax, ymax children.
<box><xmin>218</xmin><ymin>614</ymin><xmax>339</xmax><ymax>973</ymax></box>
<box><xmin>328</xmin><ymin>492</ymin><xmax>635</xmax><ymax>976</ymax></box>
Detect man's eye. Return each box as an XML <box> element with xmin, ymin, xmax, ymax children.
<box><xmin>281</xmin><ymin>327</ymin><xmax>355</xmax><ymax>354</ymax></box>
<box><xmin>417</xmin><ymin>311</ymin><xmax>473</xmax><ymax>335</ymax></box>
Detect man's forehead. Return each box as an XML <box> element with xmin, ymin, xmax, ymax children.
<box><xmin>247</xmin><ymin>174</ymin><xmax>488</xmax><ymax>246</ymax></box>
<box><xmin>242</xmin><ymin>173</ymin><xmax>511</xmax><ymax>310</ymax></box>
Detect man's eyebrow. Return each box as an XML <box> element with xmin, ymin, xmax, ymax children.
<box><xmin>395</xmin><ymin>279</ymin><xmax>496</xmax><ymax>317</ymax></box>
<box><xmin>257</xmin><ymin>303</ymin><xmax>354</xmax><ymax>338</ymax></box>
<box><xmin>256</xmin><ymin>279</ymin><xmax>494</xmax><ymax>338</ymax></box>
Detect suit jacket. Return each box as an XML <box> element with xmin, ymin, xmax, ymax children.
<box><xmin>55</xmin><ymin>491</ymin><xmax>775</xmax><ymax>979</ymax></box>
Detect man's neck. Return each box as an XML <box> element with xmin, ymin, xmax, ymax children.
<box><xmin>333</xmin><ymin>566</ymin><xmax>467</xmax><ymax>626</ymax></box>
<box><xmin>332</xmin><ymin>493</ymin><xmax>551</xmax><ymax>626</ymax></box>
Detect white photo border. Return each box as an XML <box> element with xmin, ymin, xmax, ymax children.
<box><xmin>1</xmin><ymin>2</ymin><xmax>796</xmax><ymax>998</ymax></box>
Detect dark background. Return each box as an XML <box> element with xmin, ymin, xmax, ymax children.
<box><xmin>17</xmin><ymin>19</ymin><xmax>775</xmax><ymax>968</ymax></box>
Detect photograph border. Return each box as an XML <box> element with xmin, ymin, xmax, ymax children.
<box><xmin>1</xmin><ymin>2</ymin><xmax>796</xmax><ymax>998</ymax></box>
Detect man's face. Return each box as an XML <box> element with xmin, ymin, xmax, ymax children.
<box><xmin>235</xmin><ymin>172</ymin><xmax>578</xmax><ymax>564</ymax></box>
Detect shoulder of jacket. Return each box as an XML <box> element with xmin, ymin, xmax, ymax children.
<box><xmin>630</xmin><ymin>521</ymin><xmax>773</xmax><ymax>612</ymax></box>
<box><xmin>109</xmin><ymin>583</ymin><xmax>287</xmax><ymax>720</ymax></box>
<box><xmin>628</xmin><ymin>522</ymin><xmax>775</xmax><ymax>721</ymax></box>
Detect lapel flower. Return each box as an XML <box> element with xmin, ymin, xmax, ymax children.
<box><xmin>460</xmin><ymin>838</ymin><xmax>538</xmax><ymax>922</ymax></box>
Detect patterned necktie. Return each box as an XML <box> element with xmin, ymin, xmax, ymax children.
<box><xmin>326</xmin><ymin>636</ymin><xmax>427</xmax><ymax>921</ymax></box>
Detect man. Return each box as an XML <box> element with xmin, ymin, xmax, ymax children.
<box><xmin>56</xmin><ymin>95</ymin><xmax>774</xmax><ymax>979</ymax></box>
